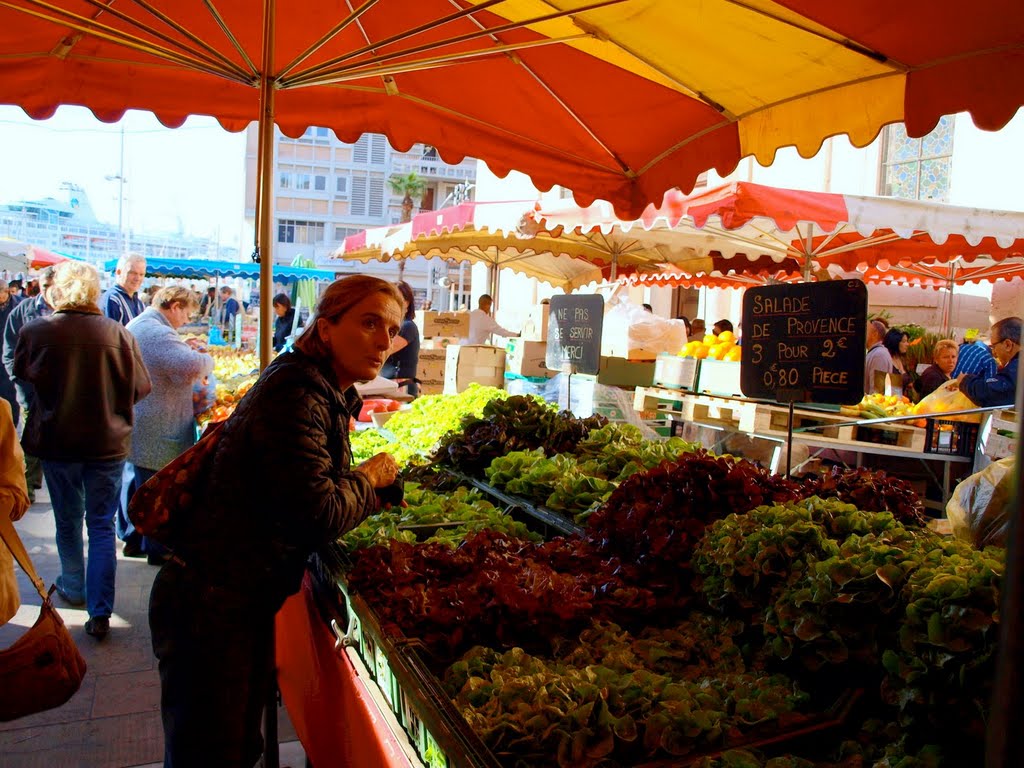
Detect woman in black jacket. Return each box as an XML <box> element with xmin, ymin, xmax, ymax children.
<box><xmin>271</xmin><ymin>292</ymin><xmax>297</xmax><ymax>352</ymax></box>
<box><xmin>149</xmin><ymin>275</ymin><xmax>403</xmax><ymax>767</ymax></box>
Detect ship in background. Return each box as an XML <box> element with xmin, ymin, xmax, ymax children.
<box><xmin>0</xmin><ymin>182</ymin><xmax>236</xmax><ymax>265</ymax></box>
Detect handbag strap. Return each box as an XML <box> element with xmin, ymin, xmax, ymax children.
<box><xmin>0</xmin><ymin>511</ymin><xmax>48</xmax><ymax>603</ymax></box>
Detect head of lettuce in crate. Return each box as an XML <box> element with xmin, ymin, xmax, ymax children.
<box><xmin>953</xmin><ymin>316</ymin><xmax>1021</xmax><ymax>408</ymax></box>
<box><xmin>147</xmin><ymin>274</ymin><xmax>405</xmax><ymax>767</ymax></box>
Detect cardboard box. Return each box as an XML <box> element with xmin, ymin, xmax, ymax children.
<box><xmin>696</xmin><ymin>359</ymin><xmax>742</xmax><ymax>396</ymax></box>
<box><xmin>418</xmin><ymin>378</ymin><xmax>445</xmax><ymax>396</ymax></box>
<box><xmin>444</xmin><ymin>345</ymin><xmax>506</xmax><ymax>394</ymax></box>
<box><xmin>415</xmin><ymin>310</ymin><xmax>470</xmax><ymax>339</ymax></box>
<box><xmin>505</xmin><ymin>338</ymin><xmax>552</xmax><ymax>378</ymax></box>
<box><xmin>653</xmin><ymin>354</ymin><xmax>699</xmax><ymax>390</ymax></box>
<box><xmin>416</xmin><ymin>363</ymin><xmax>446</xmax><ymax>382</ymax></box>
<box><xmin>597</xmin><ymin>356</ymin><xmax>656</xmax><ymax>388</ymax></box>
<box><xmin>521</xmin><ymin>304</ymin><xmax>550</xmax><ymax>342</ymax></box>
<box><xmin>418</xmin><ymin>348</ymin><xmax>447</xmax><ymax>366</ymax></box>
<box><xmin>420</xmin><ymin>337</ymin><xmax>460</xmax><ymax>350</ymax></box>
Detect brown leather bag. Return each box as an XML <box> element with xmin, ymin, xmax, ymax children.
<box><xmin>0</xmin><ymin>514</ymin><xmax>87</xmax><ymax>722</ymax></box>
<box><xmin>128</xmin><ymin>421</ymin><xmax>224</xmax><ymax>545</ymax></box>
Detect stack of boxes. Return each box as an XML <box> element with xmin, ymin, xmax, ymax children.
<box><xmin>444</xmin><ymin>345</ymin><xmax>506</xmax><ymax>394</ymax></box>
<box><xmin>415</xmin><ymin>310</ymin><xmax>470</xmax><ymax>395</ymax></box>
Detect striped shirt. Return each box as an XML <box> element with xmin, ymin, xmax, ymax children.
<box><xmin>952</xmin><ymin>340</ymin><xmax>997</xmax><ymax>379</ymax></box>
<box><xmin>101</xmin><ymin>285</ymin><xmax>145</xmax><ymax>327</ymax></box>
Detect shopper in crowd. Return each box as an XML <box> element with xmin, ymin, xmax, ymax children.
<box><xmin>463</xmin><ymin>293</ymin><xmax>518</xmax><ymax>344</ymax></box>
<box><xmin>381</xmin><ymin>281</ymin><xmax>421</xmax><ymax>396</ymax></box>
<box><xmin>0</xmin><ymin>280</ymin><xmax>18</xmax><ymax>425</ymax></box>
<box><xmin>218</xmin><ymin>285</ymin><xmax>240</xmax><ymax>330</ymax></box>
<box><xmin>14</xmin><ymin>261</ymin><xmax>151</xmax><ymax>640</ymax></box>
<box><xmin>101</xmin><ymin>253</ymin><xmax>147</xmax><ymax>325</ymax></box>
<box><xmin>955</xmin><ymin>316</ymin><xmax>1021</xmax><ymax>407</ymax></box>
<box><xmin>6</xmin><ymin>279</ymin><xmax>24</xmax><ymax>302</ymax></box>
<box><xmin>677</xmin><ymin>315</ymin><xmax>692</xmax><ymax>338</ymax></box>
<box><xmin>691</xmin><ymin>318</ymin><xmax>707</xmax><ymax>339</ymax></box>
<box><xmin>24</xmin><ymin>279</ymin><xmax>39</xmax><ymax>298</ymax></box>
<box><xmin>917</xmin><ymin>339</ymin><xmax>959</xmax><ymax>400</ymax></box>
<box><xmin>272</xmin><ymin>293</ymin><xmax>298</xmax><ymax>352</ymax></box>
<box><xmin>883</xmin><ymin>327</ymin><xmax>917</xmax><ymax>399</ymax></box>
<box><xmin>2</xmin><ymin>266</ymin><xmax>56</xmax><ymax>502</ymax></box>
<box><xmin>198</xmin><ymin>286</ymin><xmax>216</xmax><ymax>319</ymax></box>
<box><xmin>864</xmin><ymin>320</ymin><xmax>893</xmax><ymax>394</ymax></box>
<box><xmin>712</xmin><ymin>318</ymin><xmax>734</xmax><ymax>336</ymax></box>
<box><xmin>642</xmin><ymin>303</ymin><xmax>654</xmax><ymax>313</ymax></box>
<box><xmin>125</xmin><ymin>286</ymin><xmax>214</xmax><ymax>566</ymax></box>
<box><xmin>952</xmin><ymin>333</ymin><xmax>998</xmax><ymax>380</ymax></box>
<box><xmin>150</xmin><ymin>274</ymin><xmax>404</xmax><ymax>766</ymax></box>
<box><xmin>1</xmin><ymin>399</ymin><xmax>30</xmax><ymax>627</ymax></box>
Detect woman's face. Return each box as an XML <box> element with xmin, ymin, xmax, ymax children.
<box><xmin>274</xmin><ymin>302</ymin><xmax>287</xmax><ymax>318</ymax></box>
<box><xmin>898</xmin><ymin>335</ymin><xmax>910</xmax><ymax>354</ymax></box>
<box><xmin>935</xmin><ymin>345</ymin><xmax>958</xmax><ymax>375</ymax></box>
<box><xmin>318</xmin><ymin>293</ymin><xmax>402</xmax><ymax>388</ymax></box>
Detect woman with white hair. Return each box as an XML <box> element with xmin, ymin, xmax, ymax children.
<box><xmin>13</xmin><ymin>261</ymin><xmax>151</xmax><ymax>640</ymax></box>
<box><xmin>125</xmin><ymin>286</ymin><xmax>213</xmax><ymax>564</ymax></box>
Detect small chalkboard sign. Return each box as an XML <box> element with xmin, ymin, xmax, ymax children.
<box><xmin>546</xmin><ymin>295</ymin><xmax>604</xmax><ymax>375</ymax></box>
<box><xmin>741</xmin><ymin>281</ymin><xmax>867</xmax><ymax>404</ymax></box>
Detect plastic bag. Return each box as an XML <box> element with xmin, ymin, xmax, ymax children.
<box><xmin>602</xmin><ymin>298</ymin><xmax>688</xmax><ymax>356</ymax></box>
<box><xmin>912</xmin><ymin>382</ymin><xmax>982</xmax><ymax>423</ymax></box>
<box><xmin>192</xmin><ymin>374</ymin><xmax>218</xmax><ymax>417</ymax></box>
<box><xmin>946</xmin><ymin>457</ymin><xmax>1015</xmax><ymax>549</ymax></box>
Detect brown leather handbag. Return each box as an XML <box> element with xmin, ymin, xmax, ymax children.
<box><xmin>128</xmin><ymin>421</ymin><xmax>224</xmax><ymax>545</ymax></box>
<box><xmin>0</xmin><ymin>514</ymin><xmax>87</xmax><ymax>722</ymax></box>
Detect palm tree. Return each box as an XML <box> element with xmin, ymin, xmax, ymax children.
<box><xmin>388</xmin><ymin>171</ymin><xmax>426</xmax><ymax>279</ymax></box>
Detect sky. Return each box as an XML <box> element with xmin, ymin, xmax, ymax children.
<box><xmin>0</xmin><ymin>105</ymin><xmax>248</xmax><ymax>247</ymax></box>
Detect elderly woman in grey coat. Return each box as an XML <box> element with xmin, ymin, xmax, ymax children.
<box><xmin>125</xmin><ymin>286</ymin><xmax>214</xmax><ymax>564</ymax></box>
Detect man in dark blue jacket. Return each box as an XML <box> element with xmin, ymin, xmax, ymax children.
<box><xmin>2</xmin><ymin>267</ymin><xmax>55</xmax><ymax>503</ymax></box>
<box><xmin>957</xmin><ymin>316</ymin><xmax>1020</xmax><ymax>407</ymax></box>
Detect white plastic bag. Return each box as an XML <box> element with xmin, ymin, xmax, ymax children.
<box><xmin>601</xmin><ymin>297</ymin><xmax>688</xmax><ymax>356</ymax></box>
<box><xmin>946</xmin><ymin>457</ymin><xmax>1015</xmax><ymax>548</ymax></box>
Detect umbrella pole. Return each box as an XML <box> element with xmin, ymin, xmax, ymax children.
<box><xmin>802</xmin><ymin>225</ymin><xmax>814</xmax><ymax>282</ymax></box>
<box><xmin>257</xmin><ymin>0</ymin><xmax>276</xmax><ymax>372</ymax></box>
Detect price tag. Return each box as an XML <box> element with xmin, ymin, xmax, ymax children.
<box><xmin>740</xmin><ymin>281</ymin><xmax>867</xmax><ymax>404</ymax></box>
<box><xmin>545</xmin><ymin>295</ymin><xmax>604</xmax><ymax>375</ymax></box>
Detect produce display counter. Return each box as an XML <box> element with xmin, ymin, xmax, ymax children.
<box><xmin>446</xmin><ymin>470</ymin><xmax>585</xmax><ymax>538</ymax></box>
<box><xmin>305</xmin><ymin>545</ymin><xmax>502</xmax><ymax>768</ymax></box>
<box><xmin>633</xmin><ymin>386</ymin><xmax>999</xmax><ymax>507</ymax></box>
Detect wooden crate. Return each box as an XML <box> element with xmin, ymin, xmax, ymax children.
<box><xmin>753</xmin><ymin>404</ymin><xmax>927</xmax><ymax>453</ymax></box>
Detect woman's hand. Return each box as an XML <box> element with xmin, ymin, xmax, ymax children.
<box><xmin>355</xmin><ymin>452</ymin><xmax>400</xmax><ymax>488</ymax></box>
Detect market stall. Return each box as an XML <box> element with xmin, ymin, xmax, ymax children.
<box><xmin>268</xmin><ymin>386</ymin><xmax>1010</xmax><ymax>767</ymax></box>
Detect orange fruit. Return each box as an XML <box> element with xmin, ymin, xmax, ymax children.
<box><xmin>718</xmin><ymin>330</ymin><xmax>736</xmax><ymax>343</ymax></box>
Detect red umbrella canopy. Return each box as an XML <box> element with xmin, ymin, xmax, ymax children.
<box><xmin>856</xmin><ymin>257</ymin><xmax>1024</xmax><ymax>290</ymax></box>
<box><xmin>26</xmin><ymin>245</ymin><xmax>69</xmax><ymax>269</ymax></box>
<box><xmin>537</xmin><ymin>181</ymin><xmax>1024</xmax><ymax>273</ymax></box>
<box><xmin>1</xmin><ymin>1</ymin><xmax>1023</xmax><ymax>217</ymax></box>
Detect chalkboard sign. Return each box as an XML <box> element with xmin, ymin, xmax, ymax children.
<box><xmin>546</xmin><ymin>295</ymin><xmax>604</xmax><ymax>375</ymax></box>
<box><xmin>740</xmin><ymin>281</ymin><xmax>867</xmax><ymax>404</ymax></box>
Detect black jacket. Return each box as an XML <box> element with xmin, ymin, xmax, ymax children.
<box><xmin>14</xmin><ymin>308</ymin><xmax>152</xmax><ymax>461</ymax></box>
<box><xmin>181</xmin><ymin>350</ymin><xmax>378</xmax><ymax>611</ymax></box>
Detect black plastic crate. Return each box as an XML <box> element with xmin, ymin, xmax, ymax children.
<box><xmin>924</xmin><ymin>418</ymin><xmax>979</xmax><ymax>456</ymax></box>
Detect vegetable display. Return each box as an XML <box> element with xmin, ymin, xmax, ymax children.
<box><xmin>584</xmin><ymin>450</ymin><xmax>804</xmax><ymax>580</ymax></box>
<box><xmin>351</xmin><ymin>383</ymin><xmax>509</xmax><ymax>465</ymax></box>
<box><xmin>434</xmin><ymin>395</ymin><xmax>607</xmax><ymax>475</ymax></box>
<box><xmin>339</xmin><ymin>485</ymin><xmax>541</xmax><ymax>551</ymax></box>
<box><xmin>445</xmin><ymin>618</ymin><xmax>810</xmax><ymax>768</ymax></box>
<box><xmin>348</xmin><ymin>531</ymin><xmax>657</xmax><ymax>664</ymax></box>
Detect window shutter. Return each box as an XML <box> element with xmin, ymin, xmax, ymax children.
<box><xmin>353</xmin><ymin>135</ymin><xmax>369</xmax><ymax>164</ymax></box>
<box><xmin>368</xmin><ymin>176</ymin><xmax>385</xmax><ymax>217</ymax></box>
<box><xmin>350</xmin><ymin>175</ymin><xmax>367</xmax><ymax>216</ymax></box>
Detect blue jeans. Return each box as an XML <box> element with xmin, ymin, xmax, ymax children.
<box><xmin>43</xmin><ymin>458</ymin><xmax>124</xmax><ymax>619</ymax></box>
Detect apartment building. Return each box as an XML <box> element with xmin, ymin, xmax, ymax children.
<box><xmin>243</xmin><ymin>124</ymin><xmax>477</xmax><ymax>302</ymax></box>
